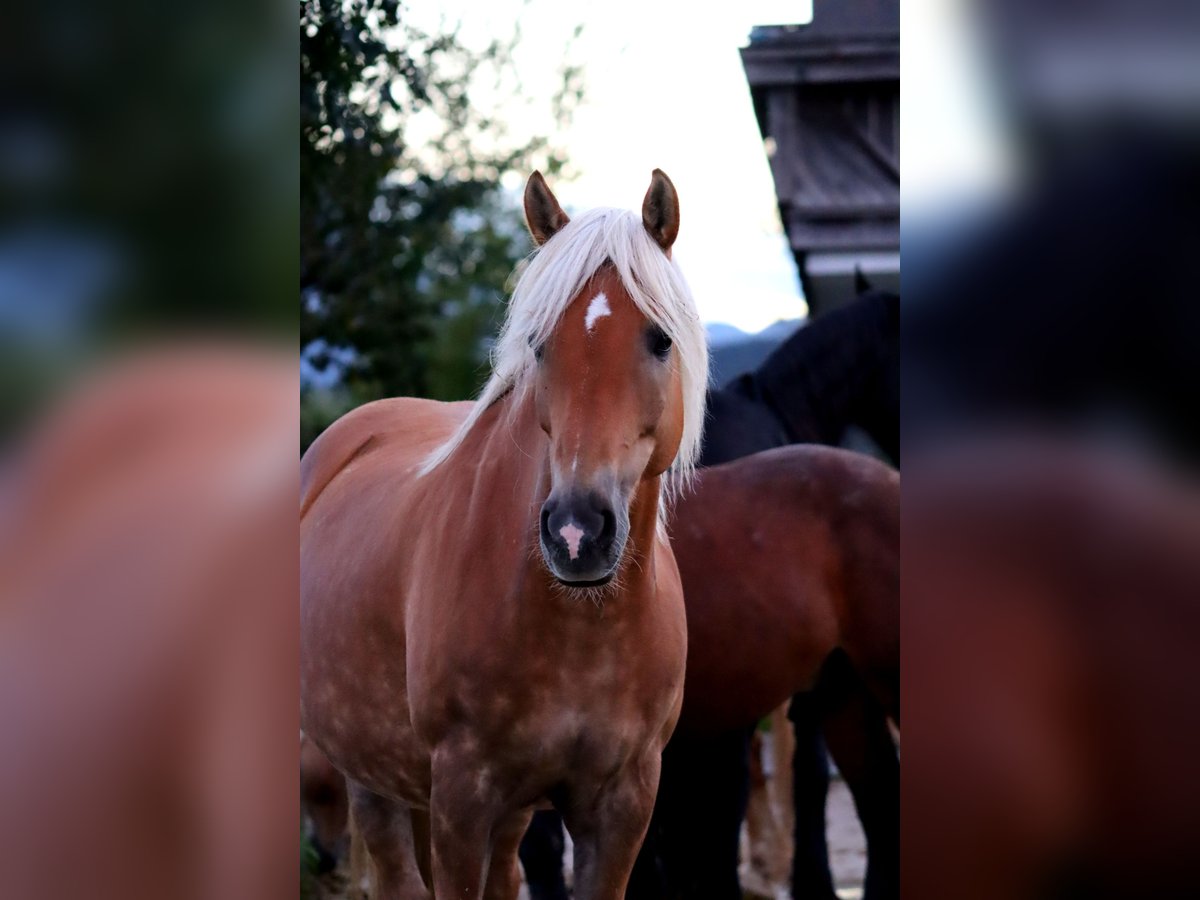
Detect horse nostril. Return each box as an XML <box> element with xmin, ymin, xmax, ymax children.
<box><xmin>540</xmin><ymin>505</ymin><xmax>552</xmax><ymax>542</ymax></box>
<box><xmin>597</xmin><ymin>507</ymin><xmax>616</xmax><ymax>547</ymax></box>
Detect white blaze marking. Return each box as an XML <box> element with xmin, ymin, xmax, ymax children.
<box><xmin>559</xmin><ymin>522</ymin><xmax>585</xmax><ymax>560</ymax></box>
<box><xmin>584</xmin><ymin>292</ymin><xmax>610</xmax><ymax>332</ymax></box>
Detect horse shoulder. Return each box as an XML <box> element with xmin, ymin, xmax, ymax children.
<box><xmin>300</xmin><ymin>397</ymin><xmax>474</xmax><ymax>520</ymax></box>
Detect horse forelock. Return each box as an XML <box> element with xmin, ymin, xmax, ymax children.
<box><xmin>420</xmin><ymin>206</ymin><xmax>709</xmax><ymax>490</ymax></box>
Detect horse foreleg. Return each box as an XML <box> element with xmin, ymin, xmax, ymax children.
<box><xmin>625</xmin><ymin>790</ymin><xmax>667</xmax><ymax>899</ymax></box>
<box><xmin>787</xmin><ymin>692</ymin><xmax>839</xmax><ymax>900</ymax></box>
<box><xmin>654</xmin><ymin>730</ymin><xmax>750</xmax><ymax>899</ymax></box>
<box><xmin>564</xmin><ymin>755</ymin><xmax>660</xmax><ymax>900</ymax></box>
<box><xmin>428</xmin><ymin>753</ymin><xmax>509</xmax><ymax>900</ymax></box>
<box><xmin>744</xmin><ymin>725</ymin><xmax>791</xmax><ymax>894</ymax></box>
<box><xmin>821</xmin><ymin>671</ymin><xmax>899</xmax><ymax>900</ymax></box>
<box><xmin>768</xmin><ymin>703</ymin><xmax>796</xmax><ymax>848</ymax></box>
<box><xmin>483</xmin><ymin>809</ymin><xmax>535</xmax><ymax>900</ymax></box>
<box><xmin>348</xmin><ymin>781</ymin><xmax>431</xmax><ymax>900</ymax></box>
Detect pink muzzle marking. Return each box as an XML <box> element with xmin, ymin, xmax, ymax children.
<box><xmin>559</xmin><ymin>522</ymin><xmax>585</xmax><ymax>560</ymax></box>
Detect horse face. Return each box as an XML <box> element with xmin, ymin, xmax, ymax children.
<box><xmin>532</xmin><ymin>268</ymin><xmax>685</xmax><ymax>586</ymax></box>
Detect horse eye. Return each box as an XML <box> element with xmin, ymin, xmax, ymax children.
<box><xmin>647</xmin><ymin>326</ymin><xmax>672</xmax><ymax>360</ymax></box>
<box><xmin>529</xmin><ymin>335</ymin><xmax>544</xmax><ymax>362</ymax></box>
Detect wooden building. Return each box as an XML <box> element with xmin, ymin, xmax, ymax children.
<box><xmin>741</xmin><ymin>0</ymin><xmax>899</xmax><ymax>315</ymax></box>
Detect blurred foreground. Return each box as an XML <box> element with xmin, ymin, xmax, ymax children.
<box><xmin>1</xmin><ymin>0</ymin><xmax>297</xmax><ymax>894</ymax></box>
<box><xmin>904</xmin><ymin>437</ymin><xmax>1200</xmax><ymax>899</ymax></box>
<box><xmin>903</xmin><ymin>1</ymin><xmax>1200</xmax><ymax>897</ymax></box>
<box><xmin>0</xmin><ymin>346</ymin><xmax>298</xmax><ymax>899</ymax></box>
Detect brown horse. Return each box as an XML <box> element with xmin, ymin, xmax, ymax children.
<box><xmin>904</xmin><ymin>437</ymin><xmax>1200</xmax><ymax>899</ymax></box>
<box><xmin>632</xmin><ymin>444</ymin><xmax>899</xmax><ymax>899</ymax></box>
<box><xmin>672</xmin><ymin>445</ymin><xmax>899</xmax><ymax>733</ymax></box>
<box><xmin>300</xmin><ymin>171</ymin><xmax>709</xmax><ymax>900</ymax></box>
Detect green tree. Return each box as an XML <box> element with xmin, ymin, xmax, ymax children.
<box><xmin>300</xmin><ymin>0</ymin><xmax>584</xmax><ymax>448</ymax></box>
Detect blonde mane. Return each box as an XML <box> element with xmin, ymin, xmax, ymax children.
<box><xmin>420</xmin><ymin>206</ymin><xmax>709</xmax><ymax>488</ymax></box>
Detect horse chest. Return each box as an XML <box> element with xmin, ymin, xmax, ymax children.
<box><xmin>488</xmin><ymin>691</ymin><xmax>646</xmax><ymax>784</ymax></box>
<box><xmin>431</xmin><ymin>639</ymin><xmax>660</xmax><ymax>777</ymax></box>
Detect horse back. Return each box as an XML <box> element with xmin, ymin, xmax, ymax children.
<box><xmin>300</xmin><ymin>397</ymin><xmax>473</xmax><ymax>520</ymax></box>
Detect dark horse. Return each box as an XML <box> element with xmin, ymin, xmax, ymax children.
<box><xmin>705</xmin><ymin>285</ymin><xmax>900</xmax><ymax>467</ymax></box>
<box><xmin>520</xmin><ymin>286</ymin><xmax>899</xmax><ymax>900</ymax></box>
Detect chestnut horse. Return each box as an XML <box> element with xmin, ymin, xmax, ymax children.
<box><xmin>300</xmin><ymin>171</ymin><xmax>708</xmax><ymax>900</ymax></box>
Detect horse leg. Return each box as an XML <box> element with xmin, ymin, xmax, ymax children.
<box><xmin>482</xmin><ymin>809</ymin><xmax>535</xmax><ymax>900</ymax></box>
<box><xmin>689</xmin><ymin>728</ymin><xmax>753</xmax><ymax>899</ymax></box>
<box><xmin>347</xmin><ymin>811</ymin><xmax>370</xmax><ymax>897</ymax></box>
<box><xmin>788</xmin><ymin>692</ymin><xmax>839</xmax><ymax>900</ymax></box>
<box><xmin>624</xmin><ymin>774</ymin><xmax>668</xmax><ymax>899</ymax></box>
<box><xmin>519</xmin><ymin>811</ymin><xmax>570</xmax><ymax>900</ymax></box>
<box><xmin>347</xmin><ymin>781</ymin><xmax>431</xmax><ymax>900</ymax></box>
<box><xmin>428</xmin><ymin>753</ymin><xmax>509</xmax><ymax>900</ymax></box>
<box><xmin>625</xmin><ymin>735</ymin><xmax>683</xmax><ymax>900</ymax></box>
<box><xmin>563</xmin><ymin>754</ymin><xmax>660</xmax><ymax>900</ymax></box>
<box><xmin>744</xmin><ymin>725</ymin><xmax>791</xmax><ymax>893</ymax></box>
<box><xmin>410</xmin><ymin>807</ymin><xmax>432</xmax><ymax>893</ymax></box>
<box><xmin>633</xmin><ymin>730</ymin><xmax>749</xmax><ymax>900</ymax></box>
<box><xmin>820</xmin><ymin>665</ymin><xmax>899</xmax><ymax>900</ymax></box>
<box><xmin>767</xmin><ymin>704</ymin><xmax>796</xmax><ymax>859</ymax></box>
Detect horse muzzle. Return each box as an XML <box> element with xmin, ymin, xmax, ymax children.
<box><xmin>539</xmin><ymin>489</ymin><xmax>625</xmax><ymax>586</ymax></box>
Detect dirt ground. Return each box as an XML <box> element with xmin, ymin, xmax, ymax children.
<box><xmin>826</xmin><ymin>777</ymin><xmax>867</xmax><ymax>899</ymax></box>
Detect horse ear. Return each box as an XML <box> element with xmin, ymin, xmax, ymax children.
<box><xmin>642</xmin><ymin>168</ymin><xmax>680</xmax><ymax>252</ymax></box>
<box><xmin>524</xmin><ymin>171</ymin><xmax>570</xmax><ymax>246</ymax></box>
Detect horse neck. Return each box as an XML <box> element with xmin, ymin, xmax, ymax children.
<box><xmin>751</xmin><ymin>298</ymin><xmax>893</xmax><ymax>446</ymax></box>
<box><xmin>469</xmin><ymin>384</ymin><xmax>663</xmax><ymax>605</ymax></box>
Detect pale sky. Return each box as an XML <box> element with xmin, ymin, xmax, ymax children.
<box><xmin>901</xmin><ymin>0</ymin><xmax>1016</xmax><ymax>218</ymax></box>
<box><xmin>406</xmin><ymin>0</ymin><xmax>813</xmax><ymax>332</ymax></box>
